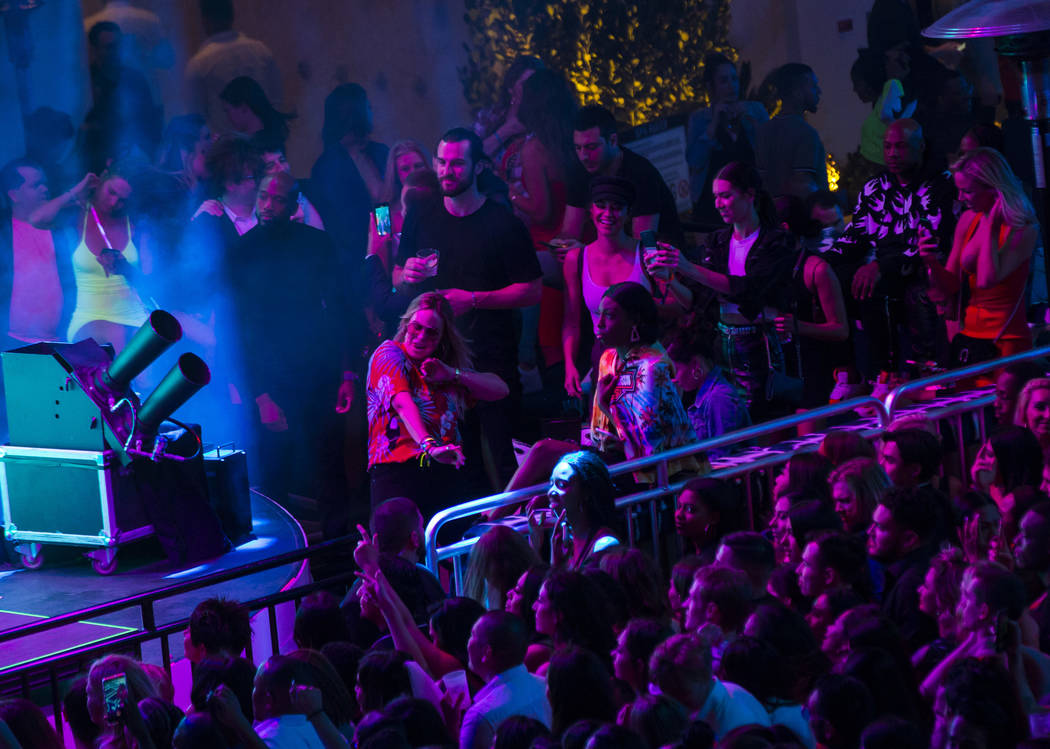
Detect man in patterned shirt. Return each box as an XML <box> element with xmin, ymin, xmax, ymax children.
<box><xmin>827</xmin><ymin>119</ymin><xmax>956</xmax><ymax>380</ymax></box>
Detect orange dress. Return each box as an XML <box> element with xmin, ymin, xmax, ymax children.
<box><xmin>959</xmin><ymin>214</ymin><xmax>1031</xmax><ymax>356</ymax></box>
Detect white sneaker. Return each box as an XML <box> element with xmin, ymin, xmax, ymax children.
<box><xmin>829</xmin><ymin>368</ymin><xmax>867</xmax><ymax>403</ymax></box>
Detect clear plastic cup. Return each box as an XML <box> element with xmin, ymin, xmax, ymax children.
<box><xmin>417</xmin><ymin>248</ymin><xmax>439</xmax><ymax>278</ymax></box>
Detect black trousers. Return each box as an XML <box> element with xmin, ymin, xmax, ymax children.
<box><xmin>858</xmin><ymin>282</ymin><xmax>944</xmax><ymax>377</ymax></box>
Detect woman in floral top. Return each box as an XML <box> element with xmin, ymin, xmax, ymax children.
<box><xmin>592</xmin><ymin>282</ymin><xmax>703</xmax><ymax>482</ymax></box>
<box><xmin>367</xmin><ymin>292</ymin><xmax>509</xmax><ymax>516</ymax></box>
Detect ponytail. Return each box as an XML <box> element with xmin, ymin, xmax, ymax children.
<box><xmin>714</xmin><ymin>162</ymin><xmax>777</xmax><ymax>229</ymax></box>
<box><xmin>754</xmin><ymin>189</ymin><xmax>777</xmax><ymax>229</ymax></box>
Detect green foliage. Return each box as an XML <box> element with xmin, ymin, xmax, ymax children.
<box><xmin>459</xmin><ymin>0</ymin><xmax>735</xmax><ymax>125</ymax></box>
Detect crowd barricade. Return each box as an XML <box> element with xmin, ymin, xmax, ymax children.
<box><xmin>425</xmin><ymin>344</ymin><xmax>1050</xmax><ymax>589</ymax></box>
<box><xmin>425</xmin><ymin>396</ymin><xmax>890</xmax><ymax>590</ymax></box>
<box><xmin>884</xmin><ymin>345</ymin><xmax>1050</xmax><ymax>478</ymax></box>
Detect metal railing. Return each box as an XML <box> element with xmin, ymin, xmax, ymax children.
<box><xmin>0</xmin><ymin>531</ymin><xmax>359</xmax><ymax>746</ymax></box>
<box><xmin>884</xmin><ymin>345</ymin><xmax>1050</xmax><ymax>477</ymax></box>
<box><xmin>425</xmin><ymin>345</ymin><xmax>1050</xmax><ymax>585</ymax></box>
<box><xmin>425</xmin><ymin>395</ymin><xmax>890</xmax><ymax>587</ymax></box>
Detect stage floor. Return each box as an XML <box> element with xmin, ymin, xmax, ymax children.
<box><xmin>0</xmin><ymin>491</ymin><xmax>307</xmax><ymax>670</ymax></box>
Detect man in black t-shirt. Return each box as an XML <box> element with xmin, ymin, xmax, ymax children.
<box><xmin>395</xmin><ymin>127</ymin><xmax>542</xmax><ymax>490</ymax></box>
<box><xmin>560</xmin><ymin>104</ymin><xmax>683</xmax><ymax>245</ymax></box>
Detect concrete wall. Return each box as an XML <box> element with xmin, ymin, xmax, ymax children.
<box><xmin>3</xmin><ymin>0</ymin><xmax>871</xmax><ymax>177</ymax></box>
<box><xmin>78</xmin><ymin>0</ymin><xmax>474</xmax><ymax>174</ymax></box>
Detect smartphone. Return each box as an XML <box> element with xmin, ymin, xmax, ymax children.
<box><xmin>374</xmin><ymin>204</ymin><xmax>392</xmax><ymax>236</ymax></box>
<box><xmin>639</xmin><ymin>230</ymin><xmax>657</xmax><ymax>250</ymax></box>
<box><xmin>102</xmin><ymin>673</ymin><xmax>127</xmax><ymax>724</ymax></box>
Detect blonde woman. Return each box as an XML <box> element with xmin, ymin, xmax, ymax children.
<box><xmin>367</xmin><ymin>140</ymin><xmax>431</xmax><ymax>272</ymax></box>
<box><xmin>1015</xmin><ymin>377</ymin><xmax>1050</xmax><ymax>454</ymax></box>
<box><xmin>366</xmin><ymin>292</ymin><xmax>509</xmax><ymax>516</ymax></box>
<box><xmin>920</xmin><ymin>147</ymin><xmax>1038</xmax><ymax>357</ymax></box>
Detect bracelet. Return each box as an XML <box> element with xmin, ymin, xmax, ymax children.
<box><xmin>418</xmin><ymin>436</ymin><xmax>440</xmax><ymax>467</ymax></box>
<box><xmin>454</xmin><ymin>367</ymin><xmax>461</xmax><ymax>383</ymax></box>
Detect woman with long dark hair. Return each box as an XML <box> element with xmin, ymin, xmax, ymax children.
<box><xmin>673</xmin><ymin>477</ymin><xmax>742</xmax><ymax>563</ymax></box>
<box><xmin>509</xmin><ymin>68</ymin><xmax>579</xmax><ymax>382</ymax></box>
<box><xmin>474</xmin><ymin>55</ymin><xmax>547</xmax><ymax>163</ymax></box>
<box><xmin>648</xmin><ymin>162</ymin><xmax>795</xmax><ymax>420</ymax></box>
<box><xmin>686</xmin><ymin>53</ymin><xmax>769</xmax><ymax>226</ymax></box>
<box><xmin>366</xmin><ymin>292</ymin><xmax>509</xmax><ymax>516</ymax></box>
<box><xmin>537</xmin><ymin>450</ymin><xmax>622</xmax><ymax>569</ymax></box>
<box><xmin>533</xmin><ymin>570</ymin><xmax>617</xmax><ymax>670</ymax></box>
<box><xmin>970</xmin><ymin>426</ymin><xmax>1044</xmax><ymax>531</ymax></box>
<box><xmin>311</xmin><ymin>83</ymin><xmax>389</xmax><ymax>262</ymax></box>
<box><xmin>219</xmin><ymin>76</ymin><xmax>294</xmax><ymax>153</ymax></box>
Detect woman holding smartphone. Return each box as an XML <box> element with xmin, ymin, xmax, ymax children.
<box><xmin>921</xmin><ymin>147</ymin><xmax>1038</xmax><ymax>358</ymax></box>
<box><xmin>561</xmin><ymin>178</ymin><xmax>690</xmax><ymax>398</ymax></box>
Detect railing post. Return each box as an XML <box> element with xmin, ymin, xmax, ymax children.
<box><xmin>955</xmin><ymin>414</ymin><xmax>968</xmax><ymax>481</ymax></box>
<box><xmin>141</xmin><ymin>600</ymin><xmax>156</xmax><ymax>633</ymax></box>
<box><xmin>50</xmin><ymin>666</ymin><xmax>63</xmax><ymax>748</ymax></box>
<box><xmin>160</xmin><ymin>633</ymin><xmax>171</xmax><ymax>674</ymax></box>
<box><xmin>651</xmin><ymin>460</ymin><xmax>669</xmax><ymax>566</ymax></box>
<box><xmin>269</xmin><ymin>604</ymin><xmax>280</xmax><ymax>656</ymax></box>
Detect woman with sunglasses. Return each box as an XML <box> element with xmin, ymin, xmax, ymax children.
<box><xmin>366</xmin><ymin>292</ymin><xmax>509</xmax><ymax>517</ymax></box>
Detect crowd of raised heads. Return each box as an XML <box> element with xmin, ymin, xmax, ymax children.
<box><xmin>24</xmin><ymin>393</ymin><xmax>1050</xmax><ymax>749</ymax></box>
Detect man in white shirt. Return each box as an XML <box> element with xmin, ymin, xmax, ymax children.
<box><xmin>184</xmin><ymin>0</ymin><xmax>282</xmax><ymax>132</ymax></box>
<box><xmin>252</xmin><ymin>656</ymin><xmax>325</xmax><ymax>748</ymax></box>
<box><xmin>460</xmin><ymin>611</ymin><xmax>551</xmax><ymax>749</ymax></box>
<box><xmin>649</xmin><ymin>633</ymin><xmax>770</xmax><ymax>739</ymax></box>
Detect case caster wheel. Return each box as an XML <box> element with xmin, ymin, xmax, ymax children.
<box><xmin>16</xmin><ymin>543</ymin><xmax>43</xmax><ymax>570</ymax></box>
<box><xmin>87</xmin><ymin>549</ymin><xmax>118</xmax><ymax>575</ymax></box>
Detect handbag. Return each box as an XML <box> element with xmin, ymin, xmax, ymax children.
<box><xmin>763</xmin><ymin>247</ymin><xmax>806</xmax><ymax>407</ymax></box>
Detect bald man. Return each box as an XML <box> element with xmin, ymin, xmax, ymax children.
<box><xmin>226</xmin><ymin>172</ymin><xmax>359</xmax><ymax>538</ymax></box>
<box><xmin>828</xmin><ymin>119</ymin><xmax>955</xmax><ymax>381</ymax></box>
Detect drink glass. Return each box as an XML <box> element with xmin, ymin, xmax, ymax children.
<box><xmin>417</xmin><ymin>248</ymin><xmax>439</xmax><ymax>278</ymax></box>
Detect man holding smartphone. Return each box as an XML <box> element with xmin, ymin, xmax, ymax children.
<box><xmin>394</xmin><ymin>128</ymin><xmax>541</xmax><ymax>491</ymax></box>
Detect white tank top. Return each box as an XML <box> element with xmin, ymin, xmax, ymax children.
<box><xmin>581</xmin><ymin>242</ymin><xmax>652</xmax><ymax>328</ymax></box>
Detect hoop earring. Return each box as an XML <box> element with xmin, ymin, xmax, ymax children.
<box><xmin>630</xmin><ymin>325</ymin><xmax>640</xmax><ymax>343</ymax></box>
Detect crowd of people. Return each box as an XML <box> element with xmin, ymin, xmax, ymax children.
<box><xmin>11</xmin><ymin>380</ymin><xmax>1050</xmax><ymax>748</ymax></box>
<box><xmin>1</xmin><ymin>0</ymin><xmax>1050</xmax><ymax>744</ymax></box>
<box><xmin>2</xmin><ymin>0</ymin><xmax>1045</xmax><ymax>526</ymax></box>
